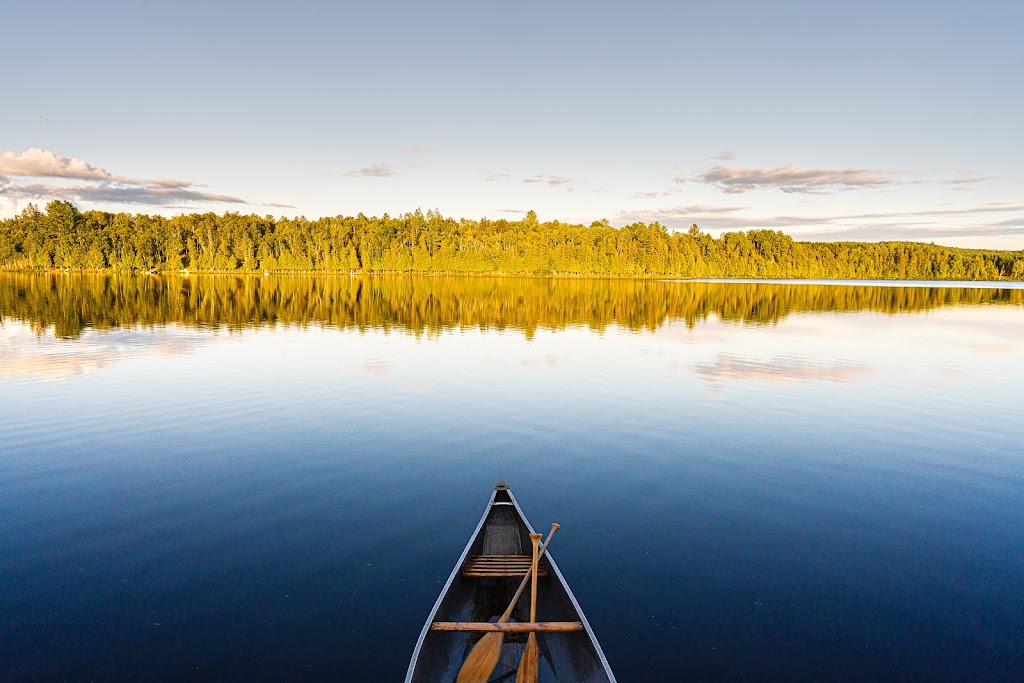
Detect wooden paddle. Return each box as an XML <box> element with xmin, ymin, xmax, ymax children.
<box><xmin>454</xmin><ymin>523</ymin><xmax>559</xmax><ymax>683</ymax></box>
<box><xmin>515</xmin><ymin>533</ymin><xmax>543</xmax><ymax>682</ymax></box>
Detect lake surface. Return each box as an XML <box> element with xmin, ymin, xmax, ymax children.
<box><xmin>2</xmin><ymin>274</ymin><xmax>1023</xmax><ymax>681</ymax></box>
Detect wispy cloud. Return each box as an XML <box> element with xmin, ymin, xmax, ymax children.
<box><xmin>991</xmin><ymin>216</ymin><xmax>1024</xmax><ymax>228</ymax></box>
<box><xmin>631</xmin><ymin>191</ymin><xmax>661</xmax><ymax>199</ymax></box>
<box><xmin>836</xmin><ymin>202</ymin><xmax>1024</xmax><ymax>221</ymax></box>
<box><xmin>798</xmin><ymin>203</ymin><xmax>1024</xmax><ymax>239</ymax></box>
<box><xmin>619</xmin><ymin>204</ymin><xmax>748</xmax><ymax>224</ymax></box>
<box><xmin>482</xmin><ymin>170</ymin><xmax>575</xmax><ymax>190</ymax></box>
<box><xmin>149</xmin><ymin>178</ymin><xmax>193</xmax><ymax>189</ymax></box>
<box><xmin>522</xmin><ymin>174</ymin><xmax>572</xmax><ymax>190</ymax></box>
<box><xmin>629</xmin><ymin>201</ymin><xmax>1024</xmax><ymax>224</ymax></box>
<box><xmin>617</xmin><ymin>201</ymin><xmax>1024</xmax><ymax>242</ymax></box>
<box><xmin>403</xmin><ymin>146</ymin><xmax>432</xmax><ymax>153</ymax></box>
<box><xmin>0</xmin><ymin>148</ymin><xmax>256</xmax><ymax>211</ymax></box>
<box><xmin>674</xmin><ymin>204</ymin><xmax>745</xmax><ymax>214</ymax></box>
<box><xmin>713</xmin><ymin>150</ymin><xmax>736</xmax><ymax>161</ymax></box>
<box><xmin>2</xmin><ymin>181</ymin><xmax>245</xmax><ymax>206</ymax></box>
<box><xmin>680</xmin><ymin>164</ymin><xmax>896</xmax><ymax>194</ymax></box>
<box><xmin>942</xmin><ymin>174</ymin><xmax>988</xmax><ymax>186</ymax></box>
<box><xmin>797</xmin><ymin>222</ymin><xmax>1024</xmax><ymax>241</ymax></box>
<box><xmin>340</xmin><ymin>161</ymin><xmax>395</xmax><ymax>177</ymax></box>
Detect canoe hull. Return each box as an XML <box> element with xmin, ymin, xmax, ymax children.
<box><xmin>405</xmin><ymin>483</ymin><xmax>615</xmax><ymax>682</ymax></box>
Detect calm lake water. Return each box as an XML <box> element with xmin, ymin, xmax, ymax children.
<box><xmin>2</xmin><ymin>274</ymin><xmax>1023</xmax><ymax>681</ymax></box>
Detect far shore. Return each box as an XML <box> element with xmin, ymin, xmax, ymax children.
<box><xmin>3</xmin><ymin>268</ymin><xmax>1023</xmax><ymax>285</ymax></box>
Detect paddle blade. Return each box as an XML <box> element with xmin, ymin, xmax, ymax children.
<box><xmin>455</xmin><ymin>632</ymin><xmax>503</xmax><ymax>683</ymax></box>
<box><xmin>515</xmin><ymin>633</ymin><xmax>539</xmax><ymax>683</ymax></box>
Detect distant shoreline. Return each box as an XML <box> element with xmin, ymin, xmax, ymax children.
<box><xmin>3</xmin><ymin>202</ymin><xmax>1022</xmax><ymax>281</ymax></box>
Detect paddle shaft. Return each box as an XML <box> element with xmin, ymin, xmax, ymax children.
<box><xmin>528</xmin><ymin>534</ymin><xmax>541</xmax><ymax>621</ymax></box>
<box><xmin>514</xmin><ymin>533</ymin><xmax>544</xmax><ymax>683</ymax></box>
<box><xmin>499</xmin><ymin>523</ymin><xmax>559</xmax><ymax>623</ymax></box>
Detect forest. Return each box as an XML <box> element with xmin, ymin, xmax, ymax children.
<box><xmin>1</xmin><ymin>200</ymin><xmax>1022</xmax><ymax>280</ymax></box>
<box><xmin>3</xmin><ymin>272</ymin><xmax>1021</xmax><ymax>340</ymax></box>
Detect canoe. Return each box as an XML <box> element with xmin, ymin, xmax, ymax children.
<box><xmin>406</xmin><ymin>479</ymin><xmax>616</xmax><ymax>682</ymax></box>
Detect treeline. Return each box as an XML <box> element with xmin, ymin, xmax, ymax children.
<box><xmin>1</xmin><ymin>201</ymin><xmax>1022</xmax><ymax>280</ymax></box>
<box><xmin>3</xmin><ymin>273</ymin><xmax>1020</xmax><ymax>339</ymax></box>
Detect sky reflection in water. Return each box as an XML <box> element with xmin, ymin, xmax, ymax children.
<box><xmin>1</xmin><ymin>276</ymin><xmax>1022</xmax><ymax>681</ymax></box>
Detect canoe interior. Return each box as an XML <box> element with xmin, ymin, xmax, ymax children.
<box><xmin>408</xmin><ymin>487</ymin><xmax>614</xmax><ymax>683</ymax></box>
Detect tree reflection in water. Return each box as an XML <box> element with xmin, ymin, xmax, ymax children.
<box><xmin>1</xmin><ymin>273</ymin><xmax>1021</xmax><ymax>339</ymax></box>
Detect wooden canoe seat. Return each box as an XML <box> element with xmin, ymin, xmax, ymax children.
<box><xmin>430</xmin><ymin>621</ymin><xmax>583</xmax><ymax>632</ymax></box>
<box><xmin>462</xmin><ymin>555</ymin><xmax>550</xmax><ymax>578</ymax></box>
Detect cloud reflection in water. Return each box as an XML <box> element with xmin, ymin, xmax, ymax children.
<box><xmin>694</xmin><ymin>353</ymin><xmax>873</xmax><ymax>385</ymax></box>
<box><xmin>0</xmin><ymin>323</ymin><xmax>204</xmax><ymax>382</ymax></box>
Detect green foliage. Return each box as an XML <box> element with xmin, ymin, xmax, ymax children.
<box><xmin>0</xmin><ymin>204</ymin><xmax>1020</xmax><ymax>280</ymax></box>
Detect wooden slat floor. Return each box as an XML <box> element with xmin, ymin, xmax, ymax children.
<box><xmin>462</xmin><ymin>555</ymin><xmax>550</xmax><ymax>578</ymax></box>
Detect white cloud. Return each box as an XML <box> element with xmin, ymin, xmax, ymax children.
<box><xmin>681</xmin><ymin>164</ymin><xmax>896</xmax><ymax>194</ymax></box>
<box><xmin>713</xmin><ymin>150</ymin><xmax>736</xmax><ymax>161</ymax></box>
<box><xmin>0</xmin><ymin>148</ymin><xmax>118</xmax><ymax>181</ymax></box>
<box><xmin>403</xmin><ymin>146</ymin><xmax>432</xmax><ymax>153</ymax></box>
<box><xmin>483</xmin><ymin>171</ymin><xmax>511</xmax><ymax>182</ymax></box>
<box><xmin>0</xmin><ymin>148</ymin><xmax>258</xmax><ymax>212</ymax></box>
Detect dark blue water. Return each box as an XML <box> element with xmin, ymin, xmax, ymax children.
<box><xmin>2</xmin><ymin>278</ymin><xmax>1023</xmax><ymax>681</ymax></box>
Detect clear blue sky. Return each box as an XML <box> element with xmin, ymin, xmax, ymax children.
<box><xmin>2</xmin><ymin>0</ymin><xmax>1022</xmax><ymax>248</ymax></box>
